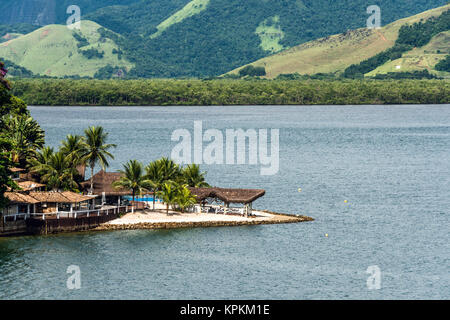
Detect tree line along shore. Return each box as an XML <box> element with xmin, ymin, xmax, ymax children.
<box><xmin>10</xmin><ymin>79</ymin><xmax>450</xmax><ymax>106</ymax></box>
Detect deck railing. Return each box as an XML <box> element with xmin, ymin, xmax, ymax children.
<box><xmin>3</xmin><ymin>205</ymin><xmax>131</xmax><ymax>222</ymax></box>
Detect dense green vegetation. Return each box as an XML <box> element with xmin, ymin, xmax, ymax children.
<box><xmin>1</xmin><ymin>59</ymin><xmax>35</xmax><ymax>78</ymax></box>
<box><xmin>0</xmin><ymin>62</ymin><xmax>37</xmax><ymax>209</ymax></box>
<box><xmin>94</xmin><ymin>65</ymin><xmax>128</xmax><ymax>79</ymax></box>
<box><xmin>0</xmin><ymin>0</ymin><xmax>138</xmax><ymax>25</ymax></box>
<box><xmin>0</xmin><ymin>1</ymin><xmax>447</xmax><ymax>78</ymax></box>
<box><xmin>435</xmin><ymin>54</ymin><xmax>450</xmax><ymax>71</ymax></box>
<box><xmin>73</xmin><ymin>32</ymin><xmax>90</xmax><ymax>48</ymax></box>
<box><xmin>81</xmin><ymin>0</ymin><xmax>447</xmax><ymax>77</ymax></box>
<box><xmin>80</xmin><ymin>48</ymin><xmax>105</xmax><ymax>59</ymax></box>
<box><xmin>9</xmin><ymin>79</ymin><xmax>450</xmax><ymax>106</ymax></box>
<box><xmin>371</xmin><ymin>70</ymin><xmax>438</xmax><ymax>80</ymax></box>
<box><xmin>344</xmin><ymin>9</ymin><xmax>450</xmax><ymax>78</ymax></box>
<box><xmin>239</xmin><ymin>66</ymin><xmax>266</xmax><ymax>77</ymax></box>
<box><xmin>274</xmin><ymin>71</ymin><xmax>441</xmax><ymax>80</ymax></box>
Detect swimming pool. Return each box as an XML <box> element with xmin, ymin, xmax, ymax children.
<box><xmin>123</xmin><ymin>196</ymin><xmax>162</xmax><ymax>202</ymax></box>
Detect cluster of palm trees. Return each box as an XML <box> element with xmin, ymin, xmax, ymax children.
<box><xmin>31</xmin><ymin>126</ymin><xmax>116</xmax><ymax>192</ymax></box>
<box><xmin>5</xmin><ymin>118</ymin><xmax>210</xmax><ymax>214</ymax></box>
<box><xmin>113</xmin><ymin>158</ymin><xmax>209</xmax><ymax>215</ymax></box>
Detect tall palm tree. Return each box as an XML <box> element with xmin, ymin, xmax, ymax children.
<box><xmin>32</xmin><ymin>151</ymin><xmax>79</xmax><ymax>191</ymax></box>
<box><xmin>156</xmin><ymin>157</ymin><xmax>181</xmax><ymax>183</ymax></box>
<box><xmin>112</xmin><ymin>160</ymin><xmax>153</xmax><ymax>203</ymax></box>
<box><xmin>3</xmin><ymin>115</ymin><xmax>45</xmax><ymax>167</ymax></box>
<box><xmin>175</xmin><ymin>184</ymin><xmax>197</xmax><ymax>213</ymax></box>
<box><xmin>81</xmin><ymin>126</ymin><xmax>116</xmax><ymax>194</ymax></box>
<box><xmin>182</xmin><ymin>164</ymin><xmax>210</xmax><ymax>187</ymax></box>
<box><xmin>157</xmin><ymin>182</ymin><xmax>179</xmax><ymax>215</ymax></box>
<box><xmin>145</xmin><ymin>160</ymin><xmax>163</xmax><ymax>210</ymax></box>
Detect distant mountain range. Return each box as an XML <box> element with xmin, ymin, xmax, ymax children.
<box><xmin>229</xmin><ymin>4</ymin><xmax>450</xmax><ymax>78</ymax></box>
<box><xmin>0</xmin><ymin>0</ymin><xmax>448</xmax><ymax>78</ymax></box>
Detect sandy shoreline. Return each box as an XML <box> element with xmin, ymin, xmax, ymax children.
<box><xmin>94</xmin><ymin>209</ymin><xmax>314</xmax><ymax>231</ymax></box>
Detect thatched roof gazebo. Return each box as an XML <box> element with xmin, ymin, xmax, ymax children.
<box><xmin>188</xmin><ymin>187</ymin><xmax>265</xmax><ymax>217</ymax></box>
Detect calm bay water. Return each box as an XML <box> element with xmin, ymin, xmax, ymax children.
<box><xmin>1</xmin><ymin>105</ymin><xmax>449</xmax><ymax>299</ymax></box>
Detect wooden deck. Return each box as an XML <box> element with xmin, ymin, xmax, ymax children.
<box><xmin>1</xmin><ymin>206</ymin><xmax>132</xmax><ymax>236</ymax></box>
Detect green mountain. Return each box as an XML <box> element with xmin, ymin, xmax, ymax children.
<box><xmin>0</xmin><ymin>0</ymin><xmax>448</xmax><ymax>78</ymax></box>
<box><xmin>229</xmin><ymin>4</ymin><xmax>450</xmax><ymax>78</ymax></box>
<box><xmin>0</xmin><ymin>21</ymin><xmax>133</xmax><ymax>78</ymax></box>
<box><xmin>0</xmin><ymin>0</ymin><xmax>137</xmax><ymax>25</ymax></box>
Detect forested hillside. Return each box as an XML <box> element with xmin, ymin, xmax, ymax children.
<box><xmin>86</xmin><ymin>0</ymin><xmax>448</xmax><ymax>77</ymax></box>
<box><xmin>229</xmin><ymin>5</ymin><xmax>450</xmax><ymax>79</ymax></box>
<box><xmin>344</xmin><ymin>8</ymin><xmax>450</xmax><ymax>78</ymax></box>
<box><xmin>0</xmin><ymin>0</ymin><xmax>447</xmax><ymax>78</ymax></box>
<box><xmin>0</xmin><ymin>0</ymin><xmax>137</xmax><ymax>25</ymax></box>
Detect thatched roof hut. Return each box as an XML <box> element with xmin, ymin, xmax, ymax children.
<box><xmin>17</xmin><ymin>181</ymin><xmax>46</xmax><ymax>192</ymax></box>
<box><xmin>80</xmin><ymin>170</ymin><xmax>130</xmax><ymax>196</ymax></box>
<box><xmin>188</xmin><ymin>187</ymin><xmax>265</xmax><ymax>204</ymax></box>
<box><xmin>29</xmin><ymin>191</ymin><xmax>95</xmax><ymax>203</ymax></box>
<box><xmin>4</xmin><ymin>192</ymin><xmax>40</xmax><ymax>204</ymax></box>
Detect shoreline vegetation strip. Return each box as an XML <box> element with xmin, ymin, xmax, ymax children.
<box><xmin>10</xmin><ymin>79</ymin><xmax>450</xmax><ymax>106</ymax></box>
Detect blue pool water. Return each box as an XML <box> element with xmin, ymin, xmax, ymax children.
<box><xmin>123</xmin><ymin>196</ymin><xmax>161</xmax><ymax>202</ymax></box>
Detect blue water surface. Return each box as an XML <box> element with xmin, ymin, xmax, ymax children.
<box><xmin>0</xmin><ymin>105</ymin><xmax>448</xmax><ymax>299</ymax></box>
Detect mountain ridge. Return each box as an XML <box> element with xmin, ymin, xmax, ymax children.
<box><xmin>228</xmin><ymin>4</ymin><xmax>450</xmax><ymax>78</ymax></box>
<box><xmin>0</xmin><ymin>0</ymin><xmax>448</xmax><ymax>78</ymax></box>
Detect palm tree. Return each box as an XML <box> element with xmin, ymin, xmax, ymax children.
<box><xmin>81</xmin><ymin>126</ymin><xmax>116</xmax><ymax>194</ymax></box>
<box><xmin>182</xmin><ymin>164</ymin><xmax>210</xmax><ymax>187</ymax></box>
<box><xmin>32</xmin><ymin>151</ymin><xmax>79</xmax><ymax>191</ymax></box>
<box><xmin>145</xmin><ymin>160</ymin><xmax>163</xmax><ymax>210</ymax></box>
<box><xmin>3</xmin><ymin>115</ymin><xmax>45</xmax><ymax>167</ymax></box>
<box><xmin>30</xmin><ymin>146</ymin><xmax>54</xmax><ymax>182</ymax></box>
<box><xmin>112</xmin><ymin>160</ymin><xmax>153</xmax><ymax>203</ymax></box>
<box><xmin>61</xmin><ymin>134</ymin><xmax>86</xmax><ymax>164</ymax></box>
<box><xmin>33</xmin><ymin>146</ymin><xmax>54</xmax><ymax>168</ymax></box>
<box><xmin>175</xmin><ymin>185</ymin><xmax>197</xmax><ymax>213</ymax></box>
<box><xmin>157</xmin><ymin>182</ymin><xmax>179</xmax><ymax>215</ymax></box>
<box><xmin>156</xmin><ymin>157</ymin><xmax>181</xmax><ymax>183</ymax></box>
